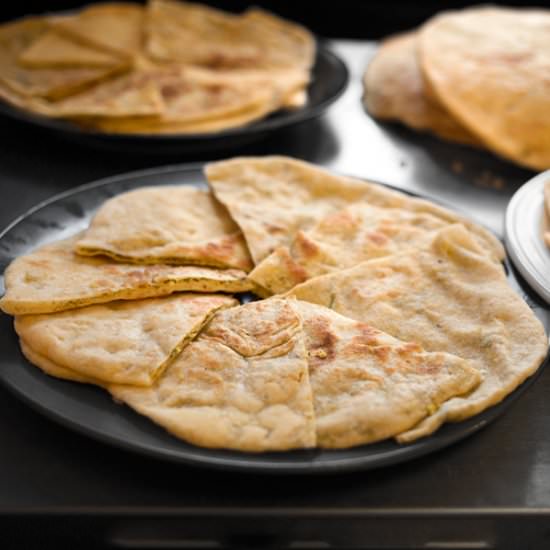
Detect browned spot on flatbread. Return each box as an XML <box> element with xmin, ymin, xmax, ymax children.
<box><xmin>305</xmin><ymin>316</ymin><xmax>338</xmax><ymax>367</ymax></box>
<box><xmin>293</xmin><ymin>231</ymin><xmax>320</xmax><ymax>259</ymax></box>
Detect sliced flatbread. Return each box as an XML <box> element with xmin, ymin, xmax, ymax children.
<box><xmin>205</xmin><ymin>156</ymin><xmax>504</xmax><ymax>265</ymax></box>
<box><xmin>80</xmin><ymin>66</ymin><xmax>308</xmax><ymax>134</ymax></box>
<box><xmin>109</xmin><ymin>298</ymin><xmax>316</xmax><ymax>451</ymax></box>
<box><xmin>15</xmin><ymin>293</ymin><xmax>236</xmax><ymax>386</ymax></box>
<box><xmin>0</xmin><ymin>17</ymin><xmax>120</xmax><ymax>100</ymax></box>
<box><xmin>75</xmin><ymin>187</ymin><xmax>253</xmax><ymax>270</ymax></box>
<box><xmin>249</xmin><ymin>203</ymin><xmax>450</xmax><ymax>296</ymax></box>
<box><xmin>293</xmin><ymin>300</ymin><xmax>481</xmax><ymax>447</ymax></box>
<box><xmin>18</xmin><ymin>29</ymin><xmax>123</xmax><ymax>68</ymax></box>
<box><xmin>0</xmin><ymin>235</ymin><xmax>251</xmax><ymax>315</ymax></box>
<box><xmin>146</xmin><ymin>0</ymin><xmax>314</xmax><ymax>71</ymax></box>
<box><xmin>52</xmin><ymin>3</ymin><xmax>144</xmax><ymax>58</ymax></box>
<box><xmin>287</xmin><ymin>224</ymin><xmax>548</xmax><ymax>442</ymax></box>
<box><xmin>363</xmin><ymin>31</ymin><xmax>478</xmax><ymax>146</ymax></box>
<box><xmin>420</xmin><ymin>6</ymin><xmax>550</xmax><ymax>170</ymax></box>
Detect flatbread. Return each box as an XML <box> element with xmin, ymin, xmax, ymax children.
<box><xmin>420</xmin><ymin>6</ymin><xmax>550</xmax><ymax>170</ymax></box>
<box><xmin>363</xmin><ymin>31</ymin><xmax>478</xmax><ymax>146</ymax></box>
<box><xmin>20</xmin><ymin>338</ymin><xmax>100</xmax><ymax>385</ymax></box>
<box><xmin>15</xmin><ymin>293</ymin><xmax>236</xmax><ymax>386</ymax></box>
<box><xmin>75</xmin><ymin>187</ymin><xmax>253</xmax><ymax>271</ymax></box>
<box><xmin>249</xmin><ymin>203</ymin><xmax>450</xmax><ymax>296</ymax></box>
<box><xmin>109</xmin><ymin>298</ymin><xmax>317</xmax><ymax>451</ymax></box>
<box><xmin>146</xmin><ymin>0</ymin><xmax>314</xmax><ymax>71</ymax></box>
<box><xmin>292</xmin><ymin>300</ymin><xmax>481</xmax><ymax>447</ymax></box>
<box><xmin>79</xmin><ymin>66</ymin><xmax>308</xmax><ymax>134</ymax></box>
<box><xmin>0</xmin><ymin>17</ymin><xmax>120</xmax><ymax>100</ymax></box>
<box><xmin>0</xmin><ymin>235</ymin><xmax>251</xmax><ymax>315</ymax></box>
<box><xmin>52</xmin><ymin>3</ymin><xmax>144</xmax><ymax>58</ymax></box>
<box><xmin>287</xmin><ymin>224</ymin><xmax>548</xmax><ymax>442</ymax></box>
<box><xmin>18</xmin><ymin>29</ymin><xmax>123</xmax><ymax>68</ymax></box>
<box><xmin>205</xmin><ymin>156</ymin><xmax>504</xmax><ymax>265</ymax></box>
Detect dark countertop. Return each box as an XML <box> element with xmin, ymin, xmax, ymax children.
<box><xmin>0</xmin><ymin>42</ymin><xmax>548</xmax><ymax>549</ymax></box>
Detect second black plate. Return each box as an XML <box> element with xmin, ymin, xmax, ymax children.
<box><xmin>0</xmin><ymin>164</ymin><xmax>548</xmax><ymax>474</ymax></box>
<box><xmin>0</xmin><ymin>44</ymin><xmax>348</xmax><ymax>154</ymax></box>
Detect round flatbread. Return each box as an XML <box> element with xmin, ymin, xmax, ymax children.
<box><xmin>420</xmin><ymin>6</ymin><xmax>550</xmax><ymax>170</ymax></box>
<box><xmin>363</xmin><ymin>31</ymin><xmax>478</xmax><ymax>146</ymax></box>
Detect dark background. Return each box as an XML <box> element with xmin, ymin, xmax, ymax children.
<box><xmin>1</xmin><ymin>0</ymin><xmax>547</xmax><ymax>38</ymax></box>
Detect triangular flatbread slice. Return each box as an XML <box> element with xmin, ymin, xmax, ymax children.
<box><xmin>0</xmin><ymin>17</ymin><xmax>120</xmax><ymax>100</ymax></box>
<box><xmin>287</xmin><ymin>225</ymin><xmax>548</xmax><ymax>442</ymax></box>
<box><xmin>249</xmin><ymin>203</ymin><xmax>450</xmax><ymax>296</ymax></box>
<box><xmin>146</xmin><ymin>0</ymin><xmax>314</xmax><ymax>71</ymax></box>
<box><xmin>292</xmin><ymin>300</ymin><xmax>481</xmax><ymax>447</ymax></box>
<box><xmin>15</xmin><ymin>293</ymin><xmax>236</xmax><ymax>386</ymax></box>
<box><xmin>18</xmin><ymin>29</ymin><xmax>123</xmax><ymax>68</ymax></box>
<box><xmin>109</xmin><ymin>298</ymin><xmax>317</xmax><ymax>451</ymax></box>
<box><xmin>205</xmin><ymin>156</ymin><xmax>504</xmax><ymax>265</ymax></box>
<box><xmin>52</xmin><ymin>3</ymin><xmax>144</xmax><ymax>58</ymax></box>
<box><xmin>0</xmin><ymin>235</ymin><xmax>251</xmax><ymax>315</ymax></box>
<box><xmin>75</xmin><ymin>187</ymin><xmax>253</xmax><ymax>271</ymax></box>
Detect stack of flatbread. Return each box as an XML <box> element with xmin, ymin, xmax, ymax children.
<box><xmin>1</xmin><ymin>156</ymin><xmax>547</xmax><ymax>452</ymax></box>
<box><xmin>363</xmin><ymin>6</ymin><xmax>550</xmax><ymax>171</ymax></box>
<box><xmin>0</xmin><ymin>1</ymin><xmax>315</xmax><ymax>134</ymax></box>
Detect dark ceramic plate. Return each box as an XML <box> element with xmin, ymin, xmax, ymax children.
<box><xmin>0</xmin><ymin>44</ymin><xmax>348</xmax><ymax>154</ymax></box>
<box><xmin>0</xmin><ymin>164</ymin><xmax>548</xmax><ymax>474</ymax></box>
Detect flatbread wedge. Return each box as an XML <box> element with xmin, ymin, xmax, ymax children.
<box><xmin>52</xmin><ymin>2</ymin><xmax>145</xmax><ymax>58</ymax></box>
<box><xmin>249</xmin><ymin>202</ymin><xmax>450</xmax><ymax>296</ymax></box>
<box><xmin>287</xmin><ymin>224</ymin><xmax>548</xmax><ymax>442</ymax></box>
<box><xmin>18</xmin><ymin>29</ymin><xmax>123</xmax><ymax>68</ymax></box>
<box><xmin>109</xmin><ymin>298</ymin><xmax>317</xmax><ymax>451</ymax></box>
<box><xmin>146</xmin><ymin>0</ymin><xmax>314</xmax><ymax>71</ymax></box>
<box><xmin>75</xmin><ymin>187</ymin><xmax>253</xmax><ymax>271</ymax></box>
<box><xmin>0</xmin><ymin>235</ymin><xmax>251</xmax><ymax>315</ymax></box>
<box><xmin>292</xmin><ymin>300</ymin><xmax>481</xmax><ymax>447</ymax></box>
<box><xmin>15</xmin><ymin>293</ymin><xmax>237</xmax><ymax>387</ymax></box>
<box><xmin>0</xmin><ymin>17</ymin><xmax>121</xmax><ymax>100</ymax></box>
<box><xmin>363</xmin><ymin>31</ymin><xmax>478</xmax><ymax>146</ymax></box>
<box><xmin>419</xmin><ymin>6</ymin><xmax>550</xmax><ymax>170</ymax></box>
<box><xmin>205</xmin><ymin>156</ymin><xmax>504</xmax><ymax>265</ymax></box>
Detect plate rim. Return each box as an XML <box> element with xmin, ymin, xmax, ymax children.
<box><xmin>0</xmin><ymin>163</ymin><xmax>547</xmax><ymax>474</ymax></box>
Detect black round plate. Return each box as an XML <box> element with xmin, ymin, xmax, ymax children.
<box><xmin>0</xmin><ymin>44</ymin><xmax>348</xmax><ymax>154</ymax></box>
<box><xmin>0</xmin><ymin>164</ymin><xmax>548</xmax><ymax>474</ymax></box>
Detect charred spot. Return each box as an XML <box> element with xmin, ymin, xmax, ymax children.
<box><xmin>264</xmin><ymin>223</ymin><xmax>286</xmax><ymax>234</ymax></box>
<box><xmin>281</xmin><ymin>249</ymin><xmax>308</xmax><ymax>284</ymax></box>
<box><xmin>305</xmin><ymin>317</ymin><xmax>338</xmax><ymax>366</ymax></box>
<box><xmin>294</xmin><ymin>231</ymin><xmax>320</xmax><ymax>259</ymax></box>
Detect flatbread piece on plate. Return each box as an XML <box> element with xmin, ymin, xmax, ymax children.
<box><xmin>249</xmin><ymin>202</ymin><xmax>450</xmax><ymax>296</ymax></box>
<box><xmin>15</xmin><ymin>293</ymin><xmax>236</xmax><ymax>386</ymax></box>
<box><xmin>52</xmin><ymin>2</ymin><xmax>145</xmax><ymax>58</ymax></box>
<box><xmin>75</xmin><ymin>187</ymin><xmax>253</xmax><ymax>271</ymax></box>
<box><xmin>205</xmin><ymin>156</ymin><xmax>504</xmax><ymax>265</ymax></box>
<box><xmin>109</xmin><ymin>298</ymin><xmax>317</xmax><ymax>451</ymax></box>
<box><xmin>292</xmin><ymin>300</ymin><xmax>481</xmax><ymax>447</ymax></box>
<box><xmin>0</xmin><ymin>17</ymin><xmax>120</xmax><ymax>100</ymax></box>
<box><xmin>287</xmin><ymin>224</ymin><xmax>548</xmax><ymax>442</ymax></box>
<box><xmin>0</xmin><ymin>235</ymin><xmax>251</xmax><ymax>315</ymax></box>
